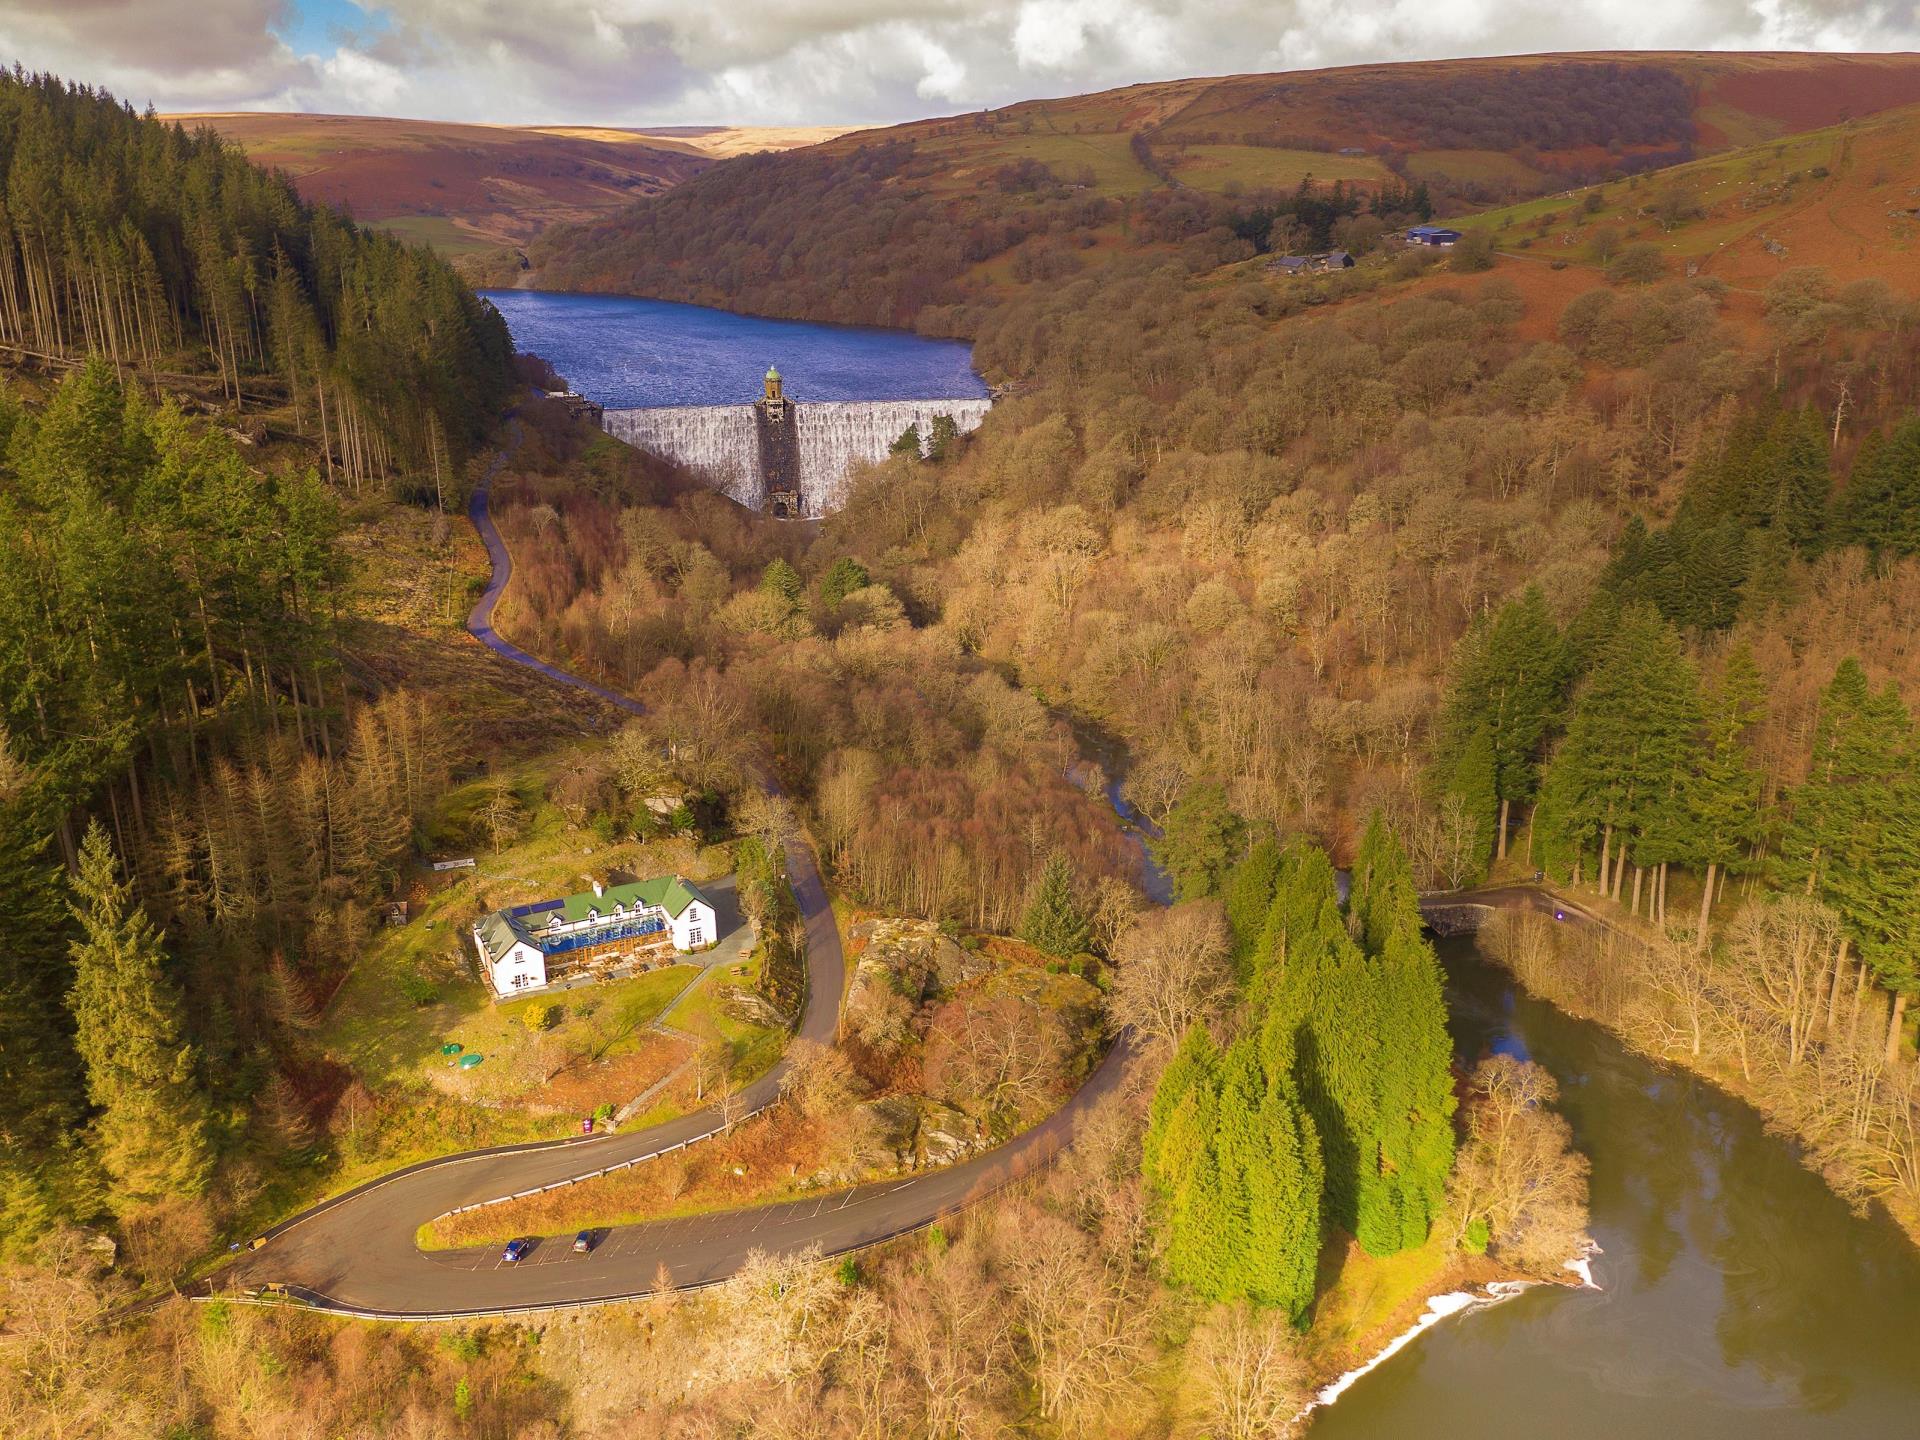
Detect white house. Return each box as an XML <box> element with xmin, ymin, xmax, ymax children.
<box><xmin>472</xmin><ymin>875</ymin><xmax>717</xmax><ymax>998</ymax></box>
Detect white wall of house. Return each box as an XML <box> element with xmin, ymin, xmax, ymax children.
<box><xmin>483</xmin><ymin>934</ymin><xmax>548</xmax><ymax>996</ymax></box>
<box><xmin>671</xmin><ymin>900</ymin><xmax>717</xmax><ymax>951</ymax></box>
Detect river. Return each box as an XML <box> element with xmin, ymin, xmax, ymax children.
<box><xmin>1107</xmin><ymin>812</ymin><xmax>1920</xmax><ymax>1434</ymax></box>
<box><xmin>1306</xmin><ymin>935</ymin><xmax>1920</xmax><ymax>1437</ymax></box>
<box><xmin>480</xmin><ymin>289</ymin><xmax>988</xmax><ymax>408</ymax></box>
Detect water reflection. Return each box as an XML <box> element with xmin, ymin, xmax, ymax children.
<box><xmin>1306</xmin><ymin>938</ymin><xmax>1920</xmax><ymax>1438</ymax></box>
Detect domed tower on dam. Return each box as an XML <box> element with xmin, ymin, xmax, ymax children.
<box><xmin>754</xmin><ymin>365</ymin><xmax>803</xmax><ymax>518</ymax></box>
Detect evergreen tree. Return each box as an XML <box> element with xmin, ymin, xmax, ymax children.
<box><xmin>0</xmin><ymin>72</ymin><xmax>513</xmax><ymax>480</ymax></box>
<box><xmin>1143</xmin><ymin>1023</ymin><xmax>1218</xmax><ymax>1183</ymax></box>
<box><xmin>889</xmin><ymin>422</ymin><xmax>923</xmax><ymax>457</ymax></box>
<box><xmin>1443</xmin><ymin>725</ymin><xmax>1499</xmax><ymax>877</ymax></box>
<box><xmin>1151</xmin><ymin>781</ymin><xmax>1245</xmax><ymax>901</ymax></box>
<box><xmin>1221</xmin><ymin>835</ymin><xmax>1283</xmax><ymax>969</ymax></box>
<box><xmin>0</xmin><ymin>794</ymin><xmax>94</xmax><ymax>1252</ymax></box>
<box><xmin>1534</xmin><ymin>603</ymin><xmax>1702</xmax><ymax>894</ymax></box>
<box><xmin>1145</xmin><ymin>1026</ymin><xmax>1322</xmax><ymax>1320</ymax></box>
<box><xmin>1834</xmin><ymin>418</ymin><xmax>1920</xmax><ymax>555</ymax></box>
<box><xmin>1779</xmin><ymin>660</ymin><xmax>1905</xmax><ymax>900</ymax></box>
<box><xmin>1020</xmin><ymin>852</ymin><xmax>1090</xmax><ymax>957</ymax></box>
<box><xmin>1212</xmin><ymin>1039</ymin><xmax>1321</xmax><ymax>1321</ymax></box>
<box><xmin>1433</xmin><ymin>587</ymin><xmax>1568</xmax><ymax>866</ymax></box>
<box><xmin>1687</xmin><ymin>644</ymin><xmax>1767</xmax><ymax>942</ymax></box>
<box><xmin>1246</xmin><ymin>1057</ymin><xmax>1323</xmax><ymax>1322</ymax></box>
<box><xmin>68</xmin><ymin>822</ymin><xmax>215</xmax><ymax>1205</ymax></box>
<box><xmin>818</xmin><ymin>556</ymin><xmax>871</xmax><ymax>608</ymax></box>
<box><xmin>1858</xmin><ymin>771</ymin><xmax>1920</xmax><ymax>1066</ymax></box>
<box><xmin>1348</xmin><ymin>811</ymin><xmax>1423</xmax><ymax>954</ymax></box>
<box><xmin>760</xmin><ymin>556</ymin><xmax>803</xmax><ymax>605</ymax></box>
<box><xmin>1248</xmin><ymin>842</ymin><xmax>1348</xmax><ymax>1000</ymax></box>
<box><xmin>1256</xmin><ymin>833</ymin><xmax>1453</xmax><ymax>1256</ymax></box>
<box><xmin>1367</xmin><ymin>926</ymin><xmax>1456</xmax><ymax>1250</ymax></box>
<box><xmin>927</xmin><ymin>413</ymin><xmax>960</xmax><ymax>461</ymax></box>
<box><xmin>1763</xmin><ymin>406</ymin><xmax>1831</xmax><ymax>552</ymax></box>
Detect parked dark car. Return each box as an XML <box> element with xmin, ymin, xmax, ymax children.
<box><xmin>502</xmin><ymin>1238</ymin><xmax>529</xmax><ymax>1263</ymax></box>
<box><xmin>572</xmin><ymin>1231</ymin><xmax>593</xmax><ymax>1254</ymax></box>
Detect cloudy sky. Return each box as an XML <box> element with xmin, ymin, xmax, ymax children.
<box><xmin>2</xmin><ymin>1</ymin><xmax>1914</xmax><ymax>127</ymax></box>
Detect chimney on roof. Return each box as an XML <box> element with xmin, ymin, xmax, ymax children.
<box><xmin>591</xmin><ymin>880</ymin><xmax>604</xmax><ymax>898</ymax></box>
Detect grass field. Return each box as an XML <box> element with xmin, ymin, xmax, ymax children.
<box><xmin>926</xmin><ymin>128</ymin><xmax>1159</xmax><ymax>196</ymax></box>
<box><xmin>1170</xmin><ymin>144</ymin><xmax>1391</xmax><ymax>193</ymax></box>
<box><xmin>374</xmin><ymin>215</ymin><xmax>502</xmax><ymax>257</ymax></box>
<box><xmin>1406</xmin><ymin>148</ymin><xmax>1543</xmax><ymax>188</ymax></box>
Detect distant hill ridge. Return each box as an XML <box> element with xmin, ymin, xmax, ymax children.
<box><xmin>511</xmin><ymin>51</ymin><xmax>1920</xmax><ymax>330</ymax></box>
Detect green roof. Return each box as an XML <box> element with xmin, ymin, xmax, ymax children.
<box><xmin>554</xmin><ymin>875</ymin><xmax>708</xmax><ymax>922</ymax></box>
<box><xmin>477</xmin><ymin>911</ymin><xmax>526</xmax><ymax>958</ymax></box>
<box><xmin>476</xmin><ymin>875</ymin><xmax>712</xmax><ymax>962</ymax></box>
<box><xmin>766</xmin><ymin>365</ymin><xmax>780</xmax><ymax>380</ymax></box>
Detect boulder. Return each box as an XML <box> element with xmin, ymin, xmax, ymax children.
<box><xmin>929</xmin><ymin>934</ymin><xmax>990</xmax><ymax>990</ymax></box>
<box><xmin>914</xmin><ymin>1099</ymin><xmax>979</xmax><ymax>1168</ymax></box>
<box><xmin>848</xmin><ymin>1094</ymin><xmax>920</xmax><ymax>1172</ymax></box>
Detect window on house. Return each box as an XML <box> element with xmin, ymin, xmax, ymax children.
<box><xmin>688</xmin><ymin>929</ymin><xmax>703</xmax><ymax>946</ymax></box>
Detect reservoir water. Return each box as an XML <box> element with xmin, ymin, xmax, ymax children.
<box><xmin>1307</xmin><ymin>937</ymin><xmax>1920</xmax><ymax>1437</ymax></box>
<box><xmin>479</xmin><ymin>289</ymin><xmax>988</xmax><ymax>409</ymax></box>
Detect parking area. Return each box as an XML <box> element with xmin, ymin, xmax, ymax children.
<box><xmin>699</xmin><ymin>875</ymin><xmax>752</xmax><ymax>968</ymax></box>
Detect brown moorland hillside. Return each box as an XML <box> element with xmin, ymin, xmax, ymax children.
<box><xmin>1453</xmin><ymin>101</ymin><xmax>1920</xmax><ymax>295</ymax></box>
<box><xmin>163</xmin><ymin>113</ymin><xmax>851</xmax><ymax>256</ymax></box>
<box><xmin>519</xmin><ymin>51</ymin><xmax>1920</xmax><ymax>328</ymax></box>
<box><xmin>811</xmin><ymin>50</ymin><xmax>1920</xmax><ymax>207</ymax></box>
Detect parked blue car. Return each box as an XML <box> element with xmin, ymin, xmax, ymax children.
<box><xmin>572</xmin><ymin>1231</ymin><xmax>593</xmax><ymax>1254</ymax></box>
<box><xmin>502</xmin><ymin>1238</ymin><xmax>529</xmax><ymax>1263</ymax></box>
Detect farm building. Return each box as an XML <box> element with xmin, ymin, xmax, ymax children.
<box><xmin>1270</xmin><ymin>250</ymin><xmax>1354</xmax><ymax>276</ymax></box>
<box><xmin>474</xmin><ymin>876</ymin><xmax>716</xmax><ymax>997</ymax></box>
<box><xmin>1404</xmin><ymin>225</ymin><xmax>1462</xmax><ymax>247</ymax></box>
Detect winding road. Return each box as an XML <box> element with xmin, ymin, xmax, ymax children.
<box><xmin>214</xmin><ymin>442</ymin><xmax>1133</xmax><ymax>1320</ymax></box>
<box><xmin>210</xmin><ymin>443</ymin><xmax>1566</xmax><ymax>1321</ymax></box>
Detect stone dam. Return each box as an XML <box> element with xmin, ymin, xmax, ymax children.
<box><xmin>603</xmin><ymin>372</ymin><xmax>990</xmax><ymax>518</ymax></box>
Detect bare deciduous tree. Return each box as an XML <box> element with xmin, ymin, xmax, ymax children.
<box><xmin>1109</xmin><ymin>900</ymin><xmax>1233</xmax><ymax>1050</ymax></box>
<box><xmin>923</xmin><ymin>993</ymin><xmax>1070</xmax><ymax>1132</ymax></box>
<box><xmin>1445</xmin><ymin>1056</ymin><xmax>1591</xmax><ymax>1274</ymax></box>
<box><xmin>779</xmin><ymin>1038</ymin><xmax>864</xmax><ymax>1120</ymax></box>
<box><xmin>1000</xmin><ymin>1207</ymin><xmax>1155</xmax><ymax>1437</ymax></box>
<box><xmin>1723</xmin><ymin>896</ymin><xmax>1842</xmax><ymax>1070</ymax></box>
<box><xmin>1186</xmin><ymin>1302</ymin><xmax>1309</xmax><ymax>1440</ymax></box>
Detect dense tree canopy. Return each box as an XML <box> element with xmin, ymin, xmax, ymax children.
<box><xmin>0</xmin><ymin>361</ymin><xmax>343</xmax><ymax>828</ymax></box>
<box><xmin>0</xmin><ymin>70</ymin><xmax>513</xmax><ymax>486</ymax></box>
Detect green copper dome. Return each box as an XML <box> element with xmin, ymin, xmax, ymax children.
<box><xmin>766</xmin><ymin>365</ymin><xmax>781</xmax><ymax>381</ymax></box>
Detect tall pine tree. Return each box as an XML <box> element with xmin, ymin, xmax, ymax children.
<box><xmin>68</xmin><ymin>822</ymin><xmax>215</xmax><ymax>1206</ymax></box>
<box><xmin>1020</xmin><ymin>852</ymin><xmax>1091</xmax><ymax>957</ymax></box>
<box><xmin>1686</xmin><ymin>644</ymin><xmax>1767</xmax><ymax>944</ymax></box>
<box><xmin>1433</xmin><ymin>587</ymin><xmax>1569</xmax><ymax>867</ymax></box>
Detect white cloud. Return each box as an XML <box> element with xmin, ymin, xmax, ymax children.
<box><xmin>1</xmin><ymin>0</ymin><xmax>1917</xmax><ymax>125</ymax></box>
<box><xmin>318</xmin><ymin>47</ymin><xmax>409</xmax><ymax>109</ymax></box>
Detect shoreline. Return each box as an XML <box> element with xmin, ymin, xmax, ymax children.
<box><xmin>1486</xmin><ymin>896</ymin><xmax>1920</xmax><ymax>1252</ymax></box>
<box><xmin>1298</xmin><ymin>1241</ymin><xmax>1601</xmax><ymax>1430</ymax></box>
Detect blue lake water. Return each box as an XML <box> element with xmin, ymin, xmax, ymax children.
<box><xmin>481</xmin><ymin>289</ymin><xmax>988</xmax><ymax>409</ymax></box>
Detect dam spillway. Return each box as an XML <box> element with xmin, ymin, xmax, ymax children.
<box><xmin>603</xmin><ymin>395</ymin><xmax>992</xmax><ymax>517</ymax></box>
